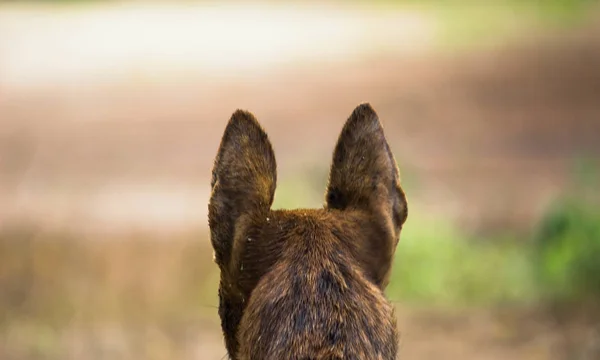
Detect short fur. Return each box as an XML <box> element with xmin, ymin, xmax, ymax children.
<box><xmin>209</xmin><ymin>103</ymin><xmax>408</xmax><ymax>360</ymax></box>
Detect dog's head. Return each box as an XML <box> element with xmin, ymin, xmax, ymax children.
<box><xmin>209</xmin><ymin>103</ymin><xmax>407</xmax><ymax>359</ymax></box>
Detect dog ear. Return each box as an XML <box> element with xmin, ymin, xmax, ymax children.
<box><xmin>209</xmin><ymin>110</ymin><xmax>276</xmax><ymax>269</ymax></box>
<box><xmin>326</xmin><ymin>103</ymin><xmax>407</xmax><ymax>287</ymax></box>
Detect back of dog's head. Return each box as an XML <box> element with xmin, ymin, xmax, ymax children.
<box><xmin>209</xmin><ymin>104</ymin><xmax>408</xmax><ymax>360</ymax></box>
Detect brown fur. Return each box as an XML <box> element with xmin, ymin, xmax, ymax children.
<box><xmin>208</xmin><ymin>103</ymin><xmax>408</xmax><ymax>359</ymax></box>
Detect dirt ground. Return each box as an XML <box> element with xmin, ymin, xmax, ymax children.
<box><xmin>1</xmin><ymin>4</ymin><xmax>600</xmax><ymax>359</ymax></box>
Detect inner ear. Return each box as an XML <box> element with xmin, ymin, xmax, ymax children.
<box><xmin>208</xmin><ymin>110</ymin><xmax>277</xmax><ymax>269</ymax></box>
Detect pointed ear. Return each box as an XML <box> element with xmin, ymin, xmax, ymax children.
<box><xmin>209</xmin><ymin>110</ymin><xmax>276</xmax><ymax>269</ymax></box>
<box><xmin>326</xmin><ymin>103</ymin><xmax>407</xmax><ymax>241</ymax></box>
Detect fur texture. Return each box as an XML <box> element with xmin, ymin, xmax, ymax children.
<box><xmin>208</xmin><ymin>104</ymin><xmax>408</xmax><ymax>359</ymax></box>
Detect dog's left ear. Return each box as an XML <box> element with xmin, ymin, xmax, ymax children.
<box><xmin>209</xmin><ymin>110</ymin><xmax>277</xmax><ymax>270</ymax></box>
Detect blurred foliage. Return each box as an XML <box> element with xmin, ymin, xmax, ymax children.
<box><xmin>533</xmin><ymin>160</ymin><xmax>600</xmax><ymax>302</ymax></box>
<box><xmin>388</xmin><ymin>161</ymin><xmax>600</xmax><ymax>307</ymax></box>
<box><xmin>387</xmin><ymin>214</ymin><xmax>537</xmax><ymax>307</ymax></box>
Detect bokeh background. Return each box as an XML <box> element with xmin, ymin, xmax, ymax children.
<box><xmin>1</xmin><ymin>0</ymin><xmax>600</xmax><ymax>359</ymax></box>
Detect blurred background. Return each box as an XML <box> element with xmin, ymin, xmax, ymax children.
<box><xmin>1</xmin><ymin>0</ymin><xmax>600</xmax><ymax>359</ymax></box>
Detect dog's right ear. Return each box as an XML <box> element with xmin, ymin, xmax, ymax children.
<box><xmin>326</xmin><ymin>103</ymin><xmax>407</xmax><ymax>236</ymax></box>
<box><xmin>209</xmin><ymin>110</ymin><xmax>276</xmax><ymax>269</ymax></box>
<box><xmin>325</xmin><ymin>103</ymin><xmax>407</xmax><ymax>288</ymax></box>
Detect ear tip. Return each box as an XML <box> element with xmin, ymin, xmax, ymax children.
<box><xmin>353</xmin><ymin>103</ymin><xmax>379</xmax><ymax>120</ymax></box>
<box><xmin>226</xmin><ymin>109</ymin><xmax>265</xmax><ymax>134</ymax></box>
<box><xmin>230</xmin><ymin>109</ymin><xmax>258</xmax><ymax>124</ymax></box>
<box><xmin>347</xmin><ymin>102</ymin><xmax>382</xmax><ymax>131</ymax></box>
<box><xmin>356</xmin><ymin>102</ymin><xmax>376</xmax><ymax>113</ymax></box>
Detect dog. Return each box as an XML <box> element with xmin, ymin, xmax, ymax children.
<box><xmin>209</xmin><ymin>103</ymin><xmax>408</xmax><ymax>359</ymax></box>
